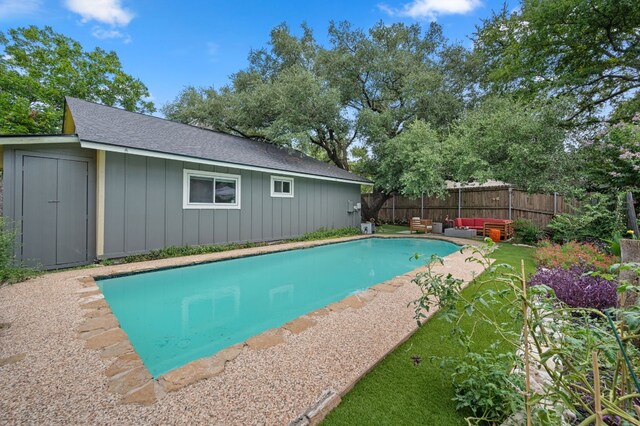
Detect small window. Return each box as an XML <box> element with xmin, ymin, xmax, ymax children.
<box><xmin>183</xmin><ymin>169</ymin><xmax>241</xmax><ymax>209</ymax></box>
<box><xmin>271</xmin><ymin>176</ymin><xmax>294</xmax><ymax>198</ymax></box>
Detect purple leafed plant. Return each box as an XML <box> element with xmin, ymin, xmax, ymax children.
<box><xmin>529</xmin><ymin>266</ymin><xmax>618</xmax><ymax>311</ymax></box>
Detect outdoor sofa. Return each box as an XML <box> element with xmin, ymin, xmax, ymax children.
<box><xmin>454</xmin><ymin>217</ymin><xmax>514</xmax><ymax>240</ymax></box>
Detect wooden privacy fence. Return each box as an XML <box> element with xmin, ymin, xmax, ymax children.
<box><xmin>363</xmin><ymin>186</ymin><xmax>578</xmax><ymax>228</ymax></box>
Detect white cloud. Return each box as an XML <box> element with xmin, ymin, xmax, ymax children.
<box><xmin>91</xmin><ymin>27</ymin><xmax>122</xmax><ymax>39</ymax></box>
<box><xmin>0</xmin><ymin>0</ymin><xmax>41</xmax><ymax>18</ymax></box>
<box><xmin>66</xmin><ymin>0</ymin><xmax>134</xmax><ymax>44</ymax></box>
<box><xmin>65</xmin><ymin>0</ymin><xmax>133</xmax><ymax>26</ymax></box>
<box><xmin>91</xmin><ymin>26</ymin><xmax>131</xmax><ymax>43</ymax></box>
<box><xmin>377</xmin><ymin>3</ymin><xmax>395</xmax><ymax>16</ymax></box>
<box><xmin>379</xmin><ymin>0</ymin><xmax>482</xmax><ymax>20</ymax></box>
<box><xmin>206</xmin><ymin>42</ymin><xmax>219</xmax><ymax>62</ymax></box>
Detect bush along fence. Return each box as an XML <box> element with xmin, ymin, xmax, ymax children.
<box><xmin>363</xmin><ymin>184</ymin><xmax>578</xmax><ymax>228</ymax></box>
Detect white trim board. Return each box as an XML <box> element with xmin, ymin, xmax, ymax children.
<box><xmin>0</xmin><ymin>135</ymin><xmax>81</xmax><ymax>145</ymax></box>
<box><xmin>79</xmin><ymin>141</ymin><xmax>370</xmax><ymax>186</ymax></box>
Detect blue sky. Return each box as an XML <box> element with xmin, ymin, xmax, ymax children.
<box><xmin>1</xmin><ymin>0</ymin><xmax>511</xmax><ymax>113</ymax></box>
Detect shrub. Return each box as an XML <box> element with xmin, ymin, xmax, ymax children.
<box><xmin>605</xmin><ymin>232</ymin><xmax>623</xmax><ymax>256</ymax></box>
<box><xmin>529</xmin><ymin>266</ymin><xmax>618</xmax><ymax>310</ymax></box>
<box><xmin>513</xmin><ymin>219</ymin><xmax>544</xmax><ymax>245</ymax></box>
<box><xmin>451</xmin><ymin>350</ymin><xmax>524</xmax><ymax>424</ymax></box>
<box><xmin>534</xmin><ymin>240</ymin><xmax>617</xmax><ymax>271</ymax></box>
<box><xmin>119</xmin><ymin>241</ymin><xmax>264</xmax><ymax>264</ymax></box>
<box><xmin>546</xmin><ymin>193</ymin><xmax>622</xmax><ymax>243</ymax></box>
<box><xmin>0</xmin><ymin>218</ymin><xmax>39</xmax><ymax>284</ymax></box>
<box><xmin>286</xmin><ymin>226</ymin><xmax>361</xmax><ymax>242</ymax></box>
<box><xmin>106</xmin><ymin>227</ymin><xmax>362</xmax><ymax>265</ymax></box>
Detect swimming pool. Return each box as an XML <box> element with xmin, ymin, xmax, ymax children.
<box><xmin>97</xmin><ymin>238</ymin><xmax>459</xmax><ymax>377</ymax></box>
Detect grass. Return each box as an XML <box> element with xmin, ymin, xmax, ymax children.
<box><xmin>0</xmin><ymin>266</ymin><xmax>40</xmax><ymax>285</ymax></box>
<box><xmin>322</xmin><ymin>243</ymin><xmax>536</xmax><ymax>426</ymax></box>
<box><xmin>376</xmin><ymin>224</ymin><xmax>410</xmax><ymax>234</ymax></box>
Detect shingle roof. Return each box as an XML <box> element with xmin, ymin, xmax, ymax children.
<box><xmin>65</xmin><ymin>97</ymin><xmax>370</xmax><ymax>184</ymax></box>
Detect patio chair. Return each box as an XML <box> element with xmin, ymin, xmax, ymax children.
<box><xmin>410</xmin><ymin>217</ymin><xmax>433</xmax><ymax>234</ymax></box>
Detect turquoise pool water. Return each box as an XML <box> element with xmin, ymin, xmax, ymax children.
<box><xmin>97</xmin><ymin>238</ymin><xmax>459</xmax><ymax>377</ymax></box>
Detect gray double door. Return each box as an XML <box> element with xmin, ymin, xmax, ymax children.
<box><xmin>19</xmin><ymin>153</ymin><xmax>94</xmax><ymax>269</ymax></box>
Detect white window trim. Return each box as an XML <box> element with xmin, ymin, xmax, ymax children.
<box><xmin>270</xmin><ymin>175</ymin><xmax>295</xmax><ymax>198</ymax></box>
<box><xmin>183</xmin><ymin>169</ymin><xmax>241</xmax><ymax>209</ymax></box>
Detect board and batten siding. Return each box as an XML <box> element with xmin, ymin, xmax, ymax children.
<box><xmin>102</xmin><ymin>152</ymin><xmax>361</xmax><ymax>258</ymax></box>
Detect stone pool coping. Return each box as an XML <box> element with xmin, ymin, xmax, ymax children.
<box><xmin>0</xmin><ymin>234</ymin><xmax>488</xmax><ymax>424</ymax></box>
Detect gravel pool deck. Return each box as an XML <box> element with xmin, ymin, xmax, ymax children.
<box><xmin>0</xmin><ymin>235</ymin><xmax>487</xmax><ymax>425</ymax></box>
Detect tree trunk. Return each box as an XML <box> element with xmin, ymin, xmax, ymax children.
<box><xmin>620</xmin><ymin>192</ymin><xmax>639</xmax><ymax>308</ymax></box>
<box><xmin>361</xmin><ymin>190</ymin><xmax>393</xmax><ymax>223</ymax></box>
<box><xmin>627</xmin><ymin>192</ymin><xmax>639</xmax><ymax>236</ymax></box>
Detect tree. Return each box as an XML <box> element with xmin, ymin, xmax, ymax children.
<box><xmin>580</xmin><ymin>116</ymin><xmax>640</xmax><ymax>193</ymax></box>
<box><xmin>0</xmin><ymin>26</ymin><xmax>155</xmax><ymax>134</ymax></box>
<box><xmin>375</xmin><ymin>120</ymin><xmax>446</xmax><ymax>198</ymax></box>
<box><xmin>446</xmin><ymin>96</ymin><xmax>572</xmax><ymax>193</ymax></box>
<box><xmin>475</xmin><ymin>0</ymin><xmax>640</xmax><ymax>125</ymax></box>
<box><xmin>165</xmin><ymin>21</ymin><xmax>476</xmax><ymax>219</ymax></box>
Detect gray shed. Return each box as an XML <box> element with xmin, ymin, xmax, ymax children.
<box><xmin>0</xmin><ymin>97</ymin><xmax>369</xmax><ymax>269</ymax></box>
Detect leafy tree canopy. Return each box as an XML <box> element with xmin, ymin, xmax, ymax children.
<box><xmin>164</xmin><ymin>21</ymin><xmax>480</xmax><ymax>218</ymax></box>
<box><xmin>0</xmin><ymin>26</ymin><xmax>155</xmax><ymax>134</ymax></box>
<box><xmin>376</xmin><ymin>120</ymin><xmax>446</xmax><ymax>198</ymax></box>
<box><xmin>475</xmin><ymin>0</ymin><xmax>640</xmax><ymax>126</ymax></box>
<box><xmin>446</xmin><ymin>96</ymin><xmax>573</xmax><ymax>193</ymax></box>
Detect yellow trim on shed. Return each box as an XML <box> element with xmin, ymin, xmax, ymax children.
<box><xmin>96</xmin><ymin>150</ymin><xmax>106</xmax><ymax>256</ymax></box>
<box><xmin>63</xmin><ymin>103</ymin><xmax>76</xmax><ymax>134</ymax></box>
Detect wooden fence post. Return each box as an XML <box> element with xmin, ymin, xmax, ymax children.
<box><xmin>458</xmin><ymin>187</ymin><xmax>461</xmax><ymax>218</ymax></box>
<box><xmin>627</xmin><ymin>192</ymin><xmax>639</xmax><ymax>236</ymax></box>
<box><xmin>553</xmin><ymin>192</ymin><xmax>558</xmax><ymax>215</ymax></box>
<box><xmin>392</xmin><ymin>195</ymin><xmax>395</xmax><ymax>224</ymax></box>
<box><xmin>508</xmin><ymin>187</ymin><xmax>513</xmax><ymax>220</ymax></box>
<box><xmin>421</xmin><ymin>192</ymin><xmax>424</xmax><ymax>219</ymax></box>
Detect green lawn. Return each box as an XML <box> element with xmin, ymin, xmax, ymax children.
<box><xmin>375</xmin><ymin>224</ymin><xmax>410</xmax><ymax>234</ymax></box>
<box><xmin>323</xmin><ymin>243</ymin><xmax>536</xmax><ymax>426</ymax></box>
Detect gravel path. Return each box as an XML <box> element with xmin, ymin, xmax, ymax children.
<box><xmin>0</xmin><ymin>235</ymin><xmax>486</xmax><ymax>425</ymax></box>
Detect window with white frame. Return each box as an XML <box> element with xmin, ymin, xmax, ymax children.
<box><xmin>270</xmin><ymin>176</ymin><xmax>294</xmax><ymax>198</ymax></box>
<box><xmin>183</xmin><ymin>169</ymin><xmax>241</xmax><ymax>209</ymax></box>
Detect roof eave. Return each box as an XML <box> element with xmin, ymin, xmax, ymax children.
<box><xmin>79</xmin><ymin>140</ymin><xmax>371</xmax><ymax>185</ymax></box>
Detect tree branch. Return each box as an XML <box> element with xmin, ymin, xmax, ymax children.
<box><xmin>357</xmin><ymin>72</ymin><xmax>382</xmax><ymax>113</ymax></box>
<box><xmin>566</xmin><ymin>84</ymin><xmax>640</xmax><ymax>122</ymax></box>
